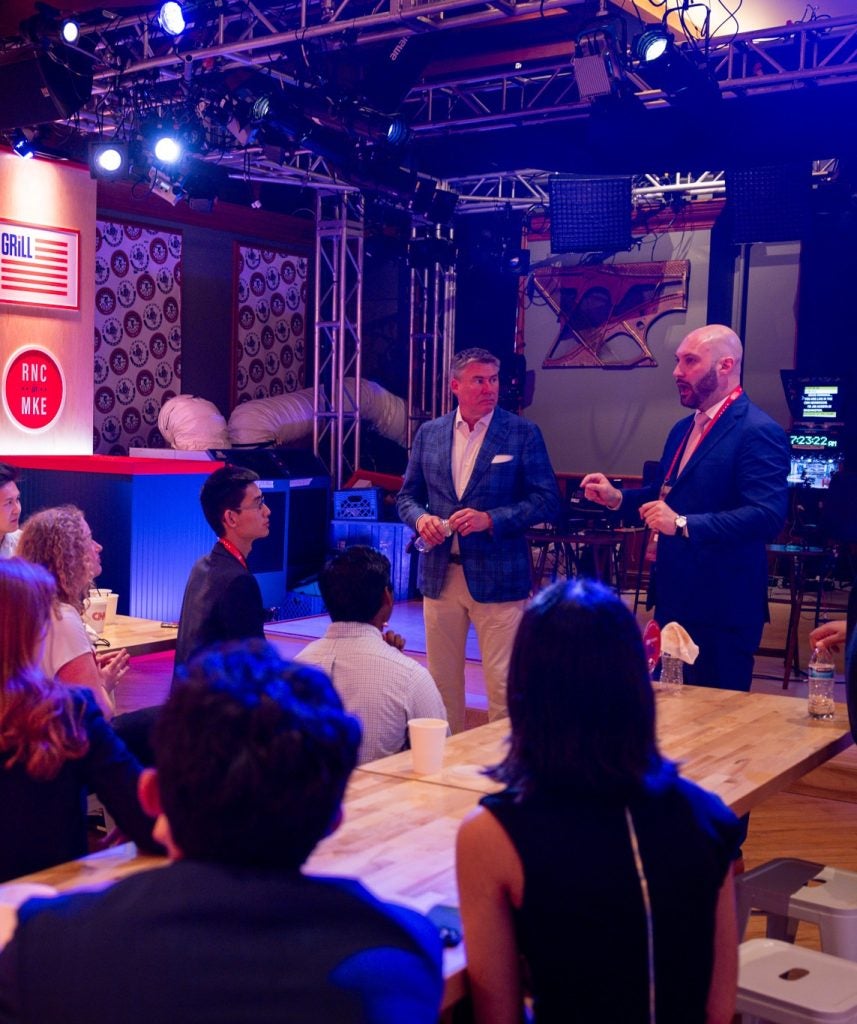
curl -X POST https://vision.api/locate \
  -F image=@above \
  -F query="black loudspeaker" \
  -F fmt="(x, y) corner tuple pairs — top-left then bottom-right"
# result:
(728, 164), (810, 244)
(0, 45), (93, 131)
(549, 175), (632, 254)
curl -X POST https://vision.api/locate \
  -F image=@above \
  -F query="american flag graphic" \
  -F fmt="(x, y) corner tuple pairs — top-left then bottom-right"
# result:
(0, 220), (80, 310)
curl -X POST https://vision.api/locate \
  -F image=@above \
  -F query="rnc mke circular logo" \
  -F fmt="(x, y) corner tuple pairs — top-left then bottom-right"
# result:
(2, 347), (66, 432)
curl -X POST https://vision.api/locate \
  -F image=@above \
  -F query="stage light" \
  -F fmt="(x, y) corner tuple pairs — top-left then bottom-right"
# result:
(153, 135), (181, 164)
(89, 139), (129, 179)
(632, 28), (719, 107)
(12, 130), (34, 159)
(384, 116), (408, 146)
(158, 2), (186, 36)
(635, 28), (670, 64)
(572, 27), (624, 101)
(60, 18), (81, 44)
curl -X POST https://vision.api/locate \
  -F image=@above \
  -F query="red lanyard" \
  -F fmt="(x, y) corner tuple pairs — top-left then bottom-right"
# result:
(663, 386), (742, 486)
(219, 537), (248, 570)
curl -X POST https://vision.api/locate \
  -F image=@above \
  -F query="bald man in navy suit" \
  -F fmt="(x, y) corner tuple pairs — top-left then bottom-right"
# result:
(583, 325), (789, 692)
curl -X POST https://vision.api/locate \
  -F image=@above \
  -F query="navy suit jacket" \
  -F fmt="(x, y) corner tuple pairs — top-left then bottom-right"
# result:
(622, 393), (789, 641)
(397, 407), (560, 602)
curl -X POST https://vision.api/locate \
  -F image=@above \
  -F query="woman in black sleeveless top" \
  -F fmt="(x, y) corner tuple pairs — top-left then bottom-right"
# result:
(456, 579), (741, 1024)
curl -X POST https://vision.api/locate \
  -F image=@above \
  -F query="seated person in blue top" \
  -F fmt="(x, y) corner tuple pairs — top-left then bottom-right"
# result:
(456, 579), (740, 1024)
(0, 639), (443, 1024)
(0, 558), (158, 883)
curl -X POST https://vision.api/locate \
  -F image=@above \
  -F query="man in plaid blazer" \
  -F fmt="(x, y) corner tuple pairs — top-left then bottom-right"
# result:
(398, 348), (560, 732)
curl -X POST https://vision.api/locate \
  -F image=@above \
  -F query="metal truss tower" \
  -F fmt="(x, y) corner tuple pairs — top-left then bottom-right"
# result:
(313, 189), (364, 487)
(406, 222), (457, 449)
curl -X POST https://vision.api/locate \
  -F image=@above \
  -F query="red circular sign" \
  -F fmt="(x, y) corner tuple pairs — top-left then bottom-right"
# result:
(3, 347), (66, 432)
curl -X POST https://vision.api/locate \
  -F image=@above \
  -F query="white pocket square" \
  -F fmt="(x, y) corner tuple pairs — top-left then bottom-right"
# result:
(491, 454), (514, 464)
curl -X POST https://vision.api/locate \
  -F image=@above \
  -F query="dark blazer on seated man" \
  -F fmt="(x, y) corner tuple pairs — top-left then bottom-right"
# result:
(0, 641), (443, 1024)
(172, 465), (270, 688)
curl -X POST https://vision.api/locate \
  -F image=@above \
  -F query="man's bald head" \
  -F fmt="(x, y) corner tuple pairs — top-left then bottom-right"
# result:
(674, 324), (743, 411)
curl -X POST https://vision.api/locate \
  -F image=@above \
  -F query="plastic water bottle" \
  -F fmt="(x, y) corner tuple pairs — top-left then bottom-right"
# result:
(658, 653), (684, 695)
(414, 519), (452, 553)
(807, 645), (835, 720)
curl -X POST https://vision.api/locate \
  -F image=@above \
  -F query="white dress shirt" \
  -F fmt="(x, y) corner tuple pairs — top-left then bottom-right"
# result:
(294, 622), (447, 764)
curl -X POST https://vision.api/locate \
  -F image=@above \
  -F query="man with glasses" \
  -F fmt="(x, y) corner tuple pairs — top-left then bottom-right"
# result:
(0, 462), (23, 558)
(172, 465), (271, 688)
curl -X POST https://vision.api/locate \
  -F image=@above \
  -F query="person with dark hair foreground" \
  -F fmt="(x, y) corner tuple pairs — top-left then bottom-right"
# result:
(295, 546), (446, 763)
(172, 465), (270, 687)
(0, 640), (443, 1024)
(0, 559), (158, 883)
(457, 580), (740, 1024)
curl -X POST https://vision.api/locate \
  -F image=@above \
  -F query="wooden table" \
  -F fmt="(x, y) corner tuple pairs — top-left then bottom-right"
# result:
(3, 687), (852, 1014)
(527, 527), (639, 593)
(360, 687), (854, 816)
(101, 614), (178, 657)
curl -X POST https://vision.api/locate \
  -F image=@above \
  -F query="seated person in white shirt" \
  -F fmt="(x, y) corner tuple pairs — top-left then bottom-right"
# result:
(295, 545), (447, 764)
(0, 463), (22, 559)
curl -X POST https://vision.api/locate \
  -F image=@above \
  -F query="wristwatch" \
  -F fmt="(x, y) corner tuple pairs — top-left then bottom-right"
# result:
(674, 514), (688, 538)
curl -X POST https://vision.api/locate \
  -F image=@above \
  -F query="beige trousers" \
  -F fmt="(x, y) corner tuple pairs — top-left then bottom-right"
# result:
(423, 564), (526, 733)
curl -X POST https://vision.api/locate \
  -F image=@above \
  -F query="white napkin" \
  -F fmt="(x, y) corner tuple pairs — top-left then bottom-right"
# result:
(660, 621), (700, 664)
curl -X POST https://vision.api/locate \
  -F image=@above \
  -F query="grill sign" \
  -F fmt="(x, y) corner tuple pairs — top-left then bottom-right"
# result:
(0, 220), (79, 309)
(2, 347), (66, 432)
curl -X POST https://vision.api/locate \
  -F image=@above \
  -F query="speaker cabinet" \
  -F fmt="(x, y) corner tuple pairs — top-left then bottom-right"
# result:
(0, 45), (93, 131)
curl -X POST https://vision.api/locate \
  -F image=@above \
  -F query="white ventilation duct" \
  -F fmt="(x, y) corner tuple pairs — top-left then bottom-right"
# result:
(158, 395), (229, 450)
(226, 379), (407, 448)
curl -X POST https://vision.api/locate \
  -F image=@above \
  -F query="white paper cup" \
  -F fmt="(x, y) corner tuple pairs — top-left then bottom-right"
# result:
(83, 595), (108, 635)
(105, 593), (119, 623)
(407, 717), (448, 775)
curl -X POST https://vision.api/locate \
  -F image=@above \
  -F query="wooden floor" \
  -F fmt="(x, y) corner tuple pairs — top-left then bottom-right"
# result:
(116, 581), (857, 956)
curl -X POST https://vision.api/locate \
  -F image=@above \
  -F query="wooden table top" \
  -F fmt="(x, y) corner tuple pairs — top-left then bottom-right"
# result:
(101, 614), (178, 656)
(360, 687), (854, 817)
(4, 686), (851, 1011)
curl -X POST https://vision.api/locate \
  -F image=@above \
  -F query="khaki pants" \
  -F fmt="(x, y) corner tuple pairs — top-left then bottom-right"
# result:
(423, 564), (525, 733)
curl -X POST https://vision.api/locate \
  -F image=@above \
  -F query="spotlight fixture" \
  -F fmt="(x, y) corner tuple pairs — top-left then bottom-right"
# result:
(157, 2), (186, 37)
(632, 27), (719, 107)
(635, 27), (670, 64)
(12, 130), (34, 159)
(60, 18), (81, 44)
(89, 139), (129, 179)
(153, 134), (182, 164)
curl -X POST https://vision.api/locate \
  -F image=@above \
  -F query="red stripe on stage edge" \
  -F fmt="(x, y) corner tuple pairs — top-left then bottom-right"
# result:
(35, 240), (69, 250)
(2, 258), (68, 271)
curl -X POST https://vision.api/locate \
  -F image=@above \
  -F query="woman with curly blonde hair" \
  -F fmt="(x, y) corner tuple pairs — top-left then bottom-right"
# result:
(18, 505), (128, 719)
(0, 558), (157, 882)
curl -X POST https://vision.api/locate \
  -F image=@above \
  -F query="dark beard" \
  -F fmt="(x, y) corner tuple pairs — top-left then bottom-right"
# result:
(680, 366), (719, 409)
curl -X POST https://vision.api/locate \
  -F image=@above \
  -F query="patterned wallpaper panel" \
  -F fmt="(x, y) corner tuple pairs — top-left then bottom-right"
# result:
(93, 220), (182, 454)
(234, 244), (307, 405)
